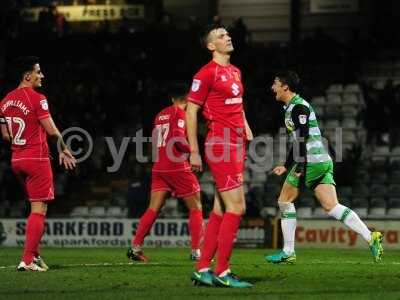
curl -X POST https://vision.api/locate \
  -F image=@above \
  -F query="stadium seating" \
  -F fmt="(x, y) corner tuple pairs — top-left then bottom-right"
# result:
(70, 206), (89, 217)
(313, 206), (328, 218)
(311, 96), (326, 105)
(369, 198), (386, 217)
(326, 94), (342, 105)
(162, 198), (181, 217)
(107, 206), (125, 217)
(90, 206), (106, 218)
(344, 83), (362, 94)
(297, 206), (313, 218)
(201, 182), (214, 198)
(387, 198), (400, 217)
(326, 84), (344, 94)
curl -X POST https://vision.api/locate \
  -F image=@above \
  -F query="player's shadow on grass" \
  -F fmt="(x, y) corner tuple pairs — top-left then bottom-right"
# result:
(241, 275), (268, 284)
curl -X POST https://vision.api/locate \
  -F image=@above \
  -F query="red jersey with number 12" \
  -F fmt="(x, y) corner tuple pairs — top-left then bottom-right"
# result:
(152, 105), (190, 172)
(0, 87), (51, 161)
(187, 60), (245, 144)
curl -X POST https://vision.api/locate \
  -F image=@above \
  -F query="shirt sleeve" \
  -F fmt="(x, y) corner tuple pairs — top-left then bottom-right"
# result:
(187, 68), (212, 106)
(284, 146), (294, 170)
(172, 109), (190, 153)
(33, 93), (51, 120)
(291, 104), (310, 174)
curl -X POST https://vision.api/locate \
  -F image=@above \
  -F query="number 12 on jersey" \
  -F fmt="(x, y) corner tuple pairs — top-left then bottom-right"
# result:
(5, 117), (26, 145)
(156, 123), (169, 148)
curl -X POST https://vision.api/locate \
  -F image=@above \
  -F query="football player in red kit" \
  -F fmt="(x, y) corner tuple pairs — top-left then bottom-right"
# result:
(187, 26), (253, 288)
(127, 83), (203, 262)
(0, 56), (76, 272)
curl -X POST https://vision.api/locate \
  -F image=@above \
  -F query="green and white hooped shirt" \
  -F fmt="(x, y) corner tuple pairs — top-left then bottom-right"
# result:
(284, 94), (331, 164)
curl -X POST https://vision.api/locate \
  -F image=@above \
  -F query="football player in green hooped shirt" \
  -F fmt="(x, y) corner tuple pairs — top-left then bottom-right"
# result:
(265, 71), (383, 264)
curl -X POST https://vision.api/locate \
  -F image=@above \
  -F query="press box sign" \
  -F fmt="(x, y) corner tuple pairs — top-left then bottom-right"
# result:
(21, 5), (145, 22)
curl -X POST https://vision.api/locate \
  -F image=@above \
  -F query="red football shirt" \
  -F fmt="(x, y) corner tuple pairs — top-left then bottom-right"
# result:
(152, 105), (190, 172)
(187, 60), (245, 144)
(0, 87), (51, 161)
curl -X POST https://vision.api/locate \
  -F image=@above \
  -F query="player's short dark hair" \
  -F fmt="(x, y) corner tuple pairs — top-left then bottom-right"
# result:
(275, 70), (300, 92)
(14, 56), (40, 81)
(201, 24), (226, 49)
(167, 82), (188, 101)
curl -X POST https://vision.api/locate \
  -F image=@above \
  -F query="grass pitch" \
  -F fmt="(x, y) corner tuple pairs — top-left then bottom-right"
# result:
(0, 247), (399, 300)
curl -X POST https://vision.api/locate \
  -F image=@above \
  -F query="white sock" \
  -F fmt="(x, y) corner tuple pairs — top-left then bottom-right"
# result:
(192, 249), (200, 256)
(328, 204), (372, 243)
(132, 245), (142, 252)
(278, 201), (297, 254)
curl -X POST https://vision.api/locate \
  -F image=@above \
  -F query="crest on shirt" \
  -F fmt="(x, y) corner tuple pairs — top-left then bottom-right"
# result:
(299, 115), (307, 125)
(233, 71), (240, 82)
(40, 99), (48, 111)
(191, 79), (201, 92)
(177, 119), (185, 128)
(221, 75), (227, 82)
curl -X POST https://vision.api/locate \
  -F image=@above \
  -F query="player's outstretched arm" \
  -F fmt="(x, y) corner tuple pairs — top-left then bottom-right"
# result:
(40, 117), (76, 170)
(186, 102), (202, 172)
(273, 143), (293, 176)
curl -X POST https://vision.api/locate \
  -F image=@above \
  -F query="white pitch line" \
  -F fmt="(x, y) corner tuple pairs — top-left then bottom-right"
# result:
(314, 261), (400, 265)
(0, 261), (179, 270)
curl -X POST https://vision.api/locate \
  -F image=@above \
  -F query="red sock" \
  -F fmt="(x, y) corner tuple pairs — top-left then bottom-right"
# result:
(197, 212), (223, 270)
(214, 212), (242, 275)
(132, 209), (157, 247)
(23, 213), (45, 265)
(188, 209), (203, 250)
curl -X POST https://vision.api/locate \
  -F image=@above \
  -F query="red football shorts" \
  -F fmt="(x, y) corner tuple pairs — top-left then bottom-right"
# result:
(12, 159), (54, 202)
(151, 170), (200, 198)
(205, 143), (245, 192)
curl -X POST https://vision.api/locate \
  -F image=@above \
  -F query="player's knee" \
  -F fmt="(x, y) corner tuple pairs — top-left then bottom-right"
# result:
(240, 206), (246, 216)
(189, 201), (202, 211)
(228, 203), (246, 215)
(278, 194), (297, 203)
(321, 200), (337, 212)
(195, 202), (202, 210)
(278, 192), (297, 203)
(148, 202), (163, 212)
(31, 202), (47, 215)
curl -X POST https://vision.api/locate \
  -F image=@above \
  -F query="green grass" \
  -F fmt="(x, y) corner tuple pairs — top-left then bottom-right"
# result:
(0, 247), (400, 299)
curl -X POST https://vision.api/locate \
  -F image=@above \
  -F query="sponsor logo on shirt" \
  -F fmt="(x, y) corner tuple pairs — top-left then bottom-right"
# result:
(221, 75), (227, 82)
(225, 97), (243, 105)
(191, 79), (201, 92)
(177, 119), (185, 128)
(299, 115), (307, 125)
(40, 99), (49, 110)
(231, 83), (240, 96)
(159, 115), (170, 121)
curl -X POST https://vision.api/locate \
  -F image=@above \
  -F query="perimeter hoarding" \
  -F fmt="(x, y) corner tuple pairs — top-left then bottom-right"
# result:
(0, 218), (266, 248)
(295, 219), (399, 249)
